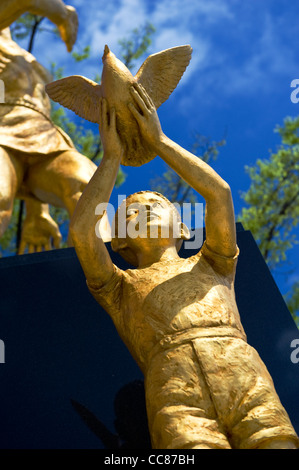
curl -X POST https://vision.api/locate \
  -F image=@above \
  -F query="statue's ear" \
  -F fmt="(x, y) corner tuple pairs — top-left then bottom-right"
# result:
(175, 223), (190, 253)
(45, 75), (103, 124)
(180, 223), (190, 241)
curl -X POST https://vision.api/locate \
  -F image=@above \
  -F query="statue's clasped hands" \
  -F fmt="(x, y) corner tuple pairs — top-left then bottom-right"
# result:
(98, 84), (164, 163)
(128, 83), (164, 151)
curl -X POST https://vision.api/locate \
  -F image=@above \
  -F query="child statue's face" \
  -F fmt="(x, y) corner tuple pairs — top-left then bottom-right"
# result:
(125, 193), (178, 239)
(111, 192), (189, 265)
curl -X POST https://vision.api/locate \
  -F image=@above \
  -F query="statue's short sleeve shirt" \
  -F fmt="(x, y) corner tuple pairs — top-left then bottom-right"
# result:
(87, 242), (246, 372)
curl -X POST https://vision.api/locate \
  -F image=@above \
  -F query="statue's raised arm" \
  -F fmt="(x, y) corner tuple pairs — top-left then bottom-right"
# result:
(128, 82), (237, 258)
(70, 98), (123, 288)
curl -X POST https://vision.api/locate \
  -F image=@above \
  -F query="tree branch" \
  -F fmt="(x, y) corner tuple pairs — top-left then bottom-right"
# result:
(27, 16), (44, 53)
(263, 191), (299, 261)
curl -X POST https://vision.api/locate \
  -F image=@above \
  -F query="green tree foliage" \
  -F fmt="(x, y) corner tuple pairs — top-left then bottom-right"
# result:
(10, 13), (46, 52)
(0, 201), (20, 256)
(118, 23), (156, 69)
(239, 116), (299, 325)
(285, 281), (299, 321)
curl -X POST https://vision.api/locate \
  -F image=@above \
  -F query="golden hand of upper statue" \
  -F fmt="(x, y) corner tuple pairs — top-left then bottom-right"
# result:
(18, 208), (62, 255)
(57, 4), (78, 52)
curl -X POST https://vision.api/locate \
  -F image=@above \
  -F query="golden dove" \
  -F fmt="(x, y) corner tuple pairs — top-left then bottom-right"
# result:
(45, 44), (192, 166)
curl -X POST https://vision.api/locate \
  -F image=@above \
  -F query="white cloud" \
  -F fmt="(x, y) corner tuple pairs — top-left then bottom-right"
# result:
(218, 12), (298, 97)
(79, 0), (148, 57)
(151, 0), (233, 27)
(65, 0), (230, 83)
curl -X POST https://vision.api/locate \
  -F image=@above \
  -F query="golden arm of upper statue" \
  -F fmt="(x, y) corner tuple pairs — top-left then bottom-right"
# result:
(0, 0), (78, 52)
(129, 83), (237, 258)
(69, 98), (123, 287)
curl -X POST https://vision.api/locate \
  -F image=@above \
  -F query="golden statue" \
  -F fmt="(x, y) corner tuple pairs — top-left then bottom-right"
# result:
(0, 0), (110, 253)
(50, 49), (299, 448)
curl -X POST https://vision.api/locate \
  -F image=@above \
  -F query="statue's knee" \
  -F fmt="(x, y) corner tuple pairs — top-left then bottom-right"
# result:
(62, 190), (82, 217)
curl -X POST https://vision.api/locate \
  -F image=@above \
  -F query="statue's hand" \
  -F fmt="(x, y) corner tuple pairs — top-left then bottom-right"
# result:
(99, 98), (123, 159)
(19, 211), (62, 255)
(128, 83), (164, 149)
(57, 5), (78, 52)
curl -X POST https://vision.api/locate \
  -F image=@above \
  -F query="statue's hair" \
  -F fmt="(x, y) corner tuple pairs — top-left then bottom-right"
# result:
(126, 190), (174, 205)
(111, 190), (183, 266)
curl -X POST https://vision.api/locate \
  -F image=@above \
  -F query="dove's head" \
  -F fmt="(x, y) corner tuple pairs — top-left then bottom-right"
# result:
(101, 43), (134, 91)
(111, 191), (190, 267)
(102, 44), (111, 62)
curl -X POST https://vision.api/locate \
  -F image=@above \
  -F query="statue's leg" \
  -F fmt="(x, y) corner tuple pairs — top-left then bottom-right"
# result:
(25, 150), (96, 216)
(191, 337), (299, 449)
(255, 438), (298, 449)
(0, 146), (24, 238)
(24, 150), (111, 241)
(146, 343), (232, 449)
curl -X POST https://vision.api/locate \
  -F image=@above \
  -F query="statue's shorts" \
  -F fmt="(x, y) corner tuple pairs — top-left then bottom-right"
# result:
(145, 336), (299, 449)
(0, 100), (74, 157)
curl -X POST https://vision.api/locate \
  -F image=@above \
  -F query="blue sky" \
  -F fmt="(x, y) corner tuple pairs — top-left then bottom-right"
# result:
(15, 0), (299, 300)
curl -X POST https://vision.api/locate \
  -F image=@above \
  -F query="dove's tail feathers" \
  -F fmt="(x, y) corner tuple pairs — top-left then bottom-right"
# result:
(135, 45), (192, 109)
(45, 75), (103, 124)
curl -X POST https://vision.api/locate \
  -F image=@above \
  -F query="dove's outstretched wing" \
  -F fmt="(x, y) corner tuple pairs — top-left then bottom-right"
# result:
(45, 76), (102, 123)
(135, 45), (192, 109)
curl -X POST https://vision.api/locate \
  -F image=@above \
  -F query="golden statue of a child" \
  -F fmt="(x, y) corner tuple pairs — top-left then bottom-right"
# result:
(69, 83), (299, 449)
